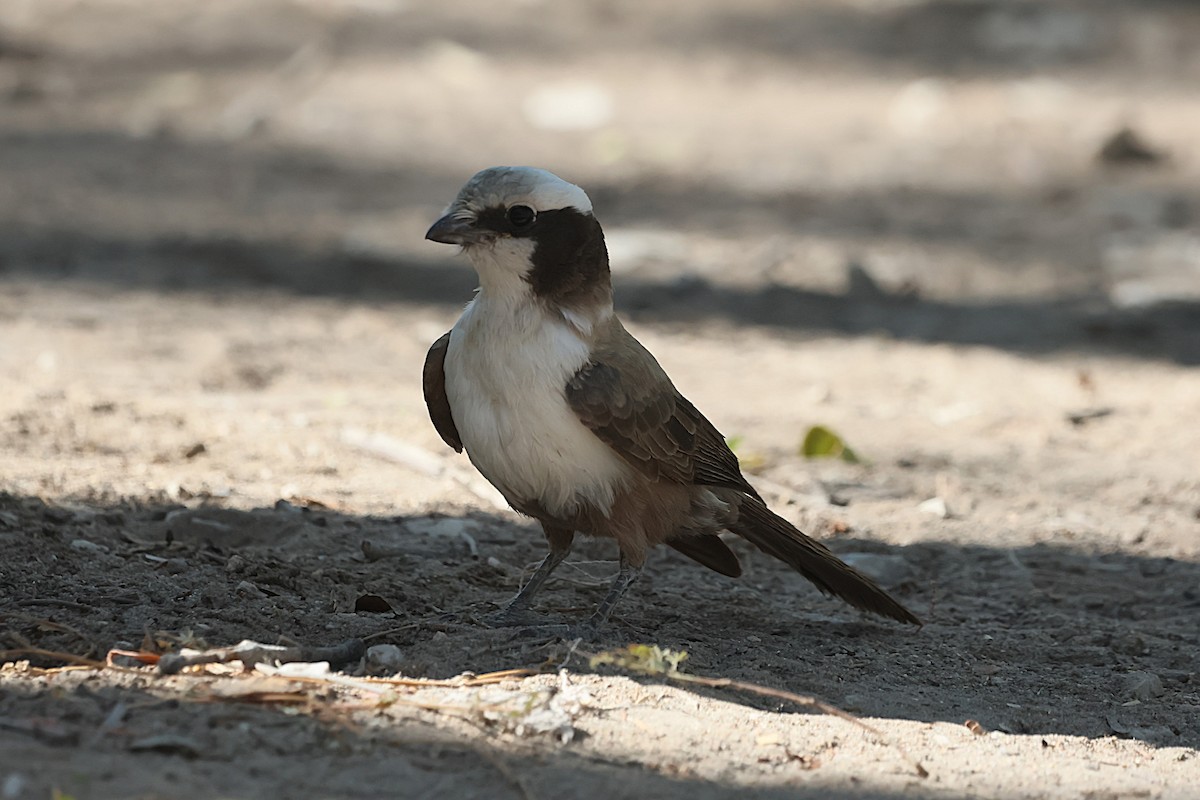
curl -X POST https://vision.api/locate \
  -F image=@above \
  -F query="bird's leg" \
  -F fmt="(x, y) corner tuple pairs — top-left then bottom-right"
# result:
(485, 525), (574, 626)
(581, 550), (643, 631)
(501, 549), (643, 641)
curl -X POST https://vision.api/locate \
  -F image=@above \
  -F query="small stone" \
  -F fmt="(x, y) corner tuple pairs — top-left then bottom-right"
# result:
(44, 507), (72, 523)
(1123, 672), (1165, 702)
(225, 554), (247, 573)
(365, 644), (404, 675)
(3, 773), (28, 799)
(918, 497), (951, 518)
(1113, 632), (1149, 656)
(70, 538), (109, 554)
(235, 580), (266, 599)
(164, 557), (189, 574)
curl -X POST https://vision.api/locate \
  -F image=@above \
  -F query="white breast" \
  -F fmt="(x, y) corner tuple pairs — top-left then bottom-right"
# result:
(444, 291), (630, 519)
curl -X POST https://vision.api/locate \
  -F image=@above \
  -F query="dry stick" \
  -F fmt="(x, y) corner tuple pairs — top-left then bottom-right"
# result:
(2, 612), (97, 650)
(283, 667), (538, 694)
(0, 648), (116, 669)
(590, 646), (929, 779)
(356, 667), (537, 688)
(157, 638), (367, 675)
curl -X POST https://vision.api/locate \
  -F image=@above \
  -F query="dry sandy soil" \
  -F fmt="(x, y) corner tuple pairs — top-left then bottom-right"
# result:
(1, 1), (1199, 798)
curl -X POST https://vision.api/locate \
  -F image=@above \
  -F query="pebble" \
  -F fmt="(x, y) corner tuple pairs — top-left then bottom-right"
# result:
(1113, 632), (1149, 656)
(2, 773), (27, 799)
(1123, 672), (1165, 702)
(235, 580), (266, 599)
(918, 497), (952, 518)
(365, 644), (404, 675)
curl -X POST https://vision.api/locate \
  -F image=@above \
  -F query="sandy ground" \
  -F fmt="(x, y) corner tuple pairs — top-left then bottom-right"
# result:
(1, 1), (1199, 798)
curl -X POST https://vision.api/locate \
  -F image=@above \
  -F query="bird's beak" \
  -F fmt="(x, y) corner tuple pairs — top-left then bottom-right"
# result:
(425, 213), (481, 246)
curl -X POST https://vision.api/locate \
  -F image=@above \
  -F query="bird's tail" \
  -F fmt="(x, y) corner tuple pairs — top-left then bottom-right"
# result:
(730, 496), (921, 625)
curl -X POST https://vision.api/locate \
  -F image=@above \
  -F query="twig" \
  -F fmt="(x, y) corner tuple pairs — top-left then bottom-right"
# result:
(1066, 407), (1115, 426)
(1, 612), (97, 651)
(0, 648), (113, 669)
(289, 667), (538, 692)
(590, 644), (929, 778)
(157, 638), (366, 675)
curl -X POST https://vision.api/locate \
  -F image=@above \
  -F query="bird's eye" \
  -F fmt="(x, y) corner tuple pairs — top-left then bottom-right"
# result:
(507, 205), (536, 228)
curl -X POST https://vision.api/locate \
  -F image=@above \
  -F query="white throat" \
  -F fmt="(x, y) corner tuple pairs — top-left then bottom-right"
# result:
(465, 239), (538, 303)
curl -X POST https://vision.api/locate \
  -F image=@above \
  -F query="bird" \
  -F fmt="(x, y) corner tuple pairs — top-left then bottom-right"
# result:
(423, 166), (920, 632)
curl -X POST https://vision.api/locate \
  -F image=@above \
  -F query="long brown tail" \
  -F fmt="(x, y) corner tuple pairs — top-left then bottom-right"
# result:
(730, 497), (921, 625)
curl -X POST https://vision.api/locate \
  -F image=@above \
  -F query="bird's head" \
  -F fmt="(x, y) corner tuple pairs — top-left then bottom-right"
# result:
(426, 167), (611, 312)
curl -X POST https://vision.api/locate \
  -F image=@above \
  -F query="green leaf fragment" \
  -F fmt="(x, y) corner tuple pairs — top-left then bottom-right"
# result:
(801, 425), (862, 463)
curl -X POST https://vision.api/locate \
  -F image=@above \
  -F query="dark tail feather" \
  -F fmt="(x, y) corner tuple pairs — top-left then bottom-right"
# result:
(668, 534), (743, 577)
(730, 497), (921, 625)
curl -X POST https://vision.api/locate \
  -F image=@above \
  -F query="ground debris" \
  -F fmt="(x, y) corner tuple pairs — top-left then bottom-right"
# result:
(590, 644), (929, 778)
(128, 734), (203, 758)
(157, 638), (366, 675)
(1097, 126), (1167, 166)
(1122, 672), (1165, 702)
(468, 672), (594, 744)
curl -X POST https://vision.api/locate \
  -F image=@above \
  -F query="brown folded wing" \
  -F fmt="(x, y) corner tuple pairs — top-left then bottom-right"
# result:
(423, 332), (462, 453)
(564, 326), (759, 501)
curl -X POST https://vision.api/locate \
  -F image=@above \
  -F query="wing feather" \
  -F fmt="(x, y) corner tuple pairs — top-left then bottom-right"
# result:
(423, 332), (462, 453)
(565, 328), (759, 500)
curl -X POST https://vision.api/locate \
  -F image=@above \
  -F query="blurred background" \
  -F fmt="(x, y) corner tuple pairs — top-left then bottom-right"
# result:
(2, 0), (1199, 510)
(1, 0), (1198, 361)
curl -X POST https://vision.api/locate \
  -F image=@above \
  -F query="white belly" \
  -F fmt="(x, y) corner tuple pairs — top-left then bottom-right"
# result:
(444, 296), (630, 518)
